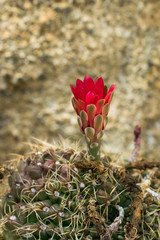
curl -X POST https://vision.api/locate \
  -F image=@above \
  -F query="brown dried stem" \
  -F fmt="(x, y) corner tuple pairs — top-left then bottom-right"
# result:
(103, 205), (124, 240)
(124, 193), (143, 240)
(129, 125), (141, 162)
(126, 159), (160, 170)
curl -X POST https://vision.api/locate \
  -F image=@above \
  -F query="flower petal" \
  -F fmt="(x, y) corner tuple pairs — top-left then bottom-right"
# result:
(78, 99), (86, 110)
(70, 85), (77, 99)
(94, 77), (104, 99)
(105, 92), (113, 104)
(84, 75), (95, 93)
(104, 85), (115, 103)
(96, 99), (105, 114)
(103, 85), (108, 98)
(108, 84), (115, 94)
(76, 79), (85, 100)
(85, 91), (96, 105)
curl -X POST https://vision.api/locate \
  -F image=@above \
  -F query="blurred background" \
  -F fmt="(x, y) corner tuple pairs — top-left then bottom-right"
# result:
(0, 0), (160, 164)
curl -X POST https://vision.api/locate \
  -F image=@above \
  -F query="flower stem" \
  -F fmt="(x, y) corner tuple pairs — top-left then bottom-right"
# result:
(87, 141), (101, 161)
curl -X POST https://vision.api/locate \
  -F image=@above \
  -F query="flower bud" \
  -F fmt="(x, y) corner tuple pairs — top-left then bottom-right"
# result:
(70, 76), (115, 142)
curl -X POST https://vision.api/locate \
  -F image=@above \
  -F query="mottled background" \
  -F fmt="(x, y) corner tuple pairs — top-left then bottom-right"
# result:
(0, 0), (160, 164)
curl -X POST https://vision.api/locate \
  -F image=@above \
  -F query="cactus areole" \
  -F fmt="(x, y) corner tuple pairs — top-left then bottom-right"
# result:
(71, 76), (115, 160)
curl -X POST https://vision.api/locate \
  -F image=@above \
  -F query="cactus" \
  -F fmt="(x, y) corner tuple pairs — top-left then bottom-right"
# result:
(0, 146), (159, 240)
(0, 76), (159, 239)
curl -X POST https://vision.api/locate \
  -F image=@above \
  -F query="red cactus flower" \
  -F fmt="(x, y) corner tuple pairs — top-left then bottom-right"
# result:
(71, 75), (115, 142)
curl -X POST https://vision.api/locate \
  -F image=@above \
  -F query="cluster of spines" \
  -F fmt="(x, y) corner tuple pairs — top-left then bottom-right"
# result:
(1, 148), (160, 240)
(1, 149), (117, 239)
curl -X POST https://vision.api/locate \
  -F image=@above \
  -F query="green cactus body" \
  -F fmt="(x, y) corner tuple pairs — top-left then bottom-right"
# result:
(1, 148), (159, 240)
